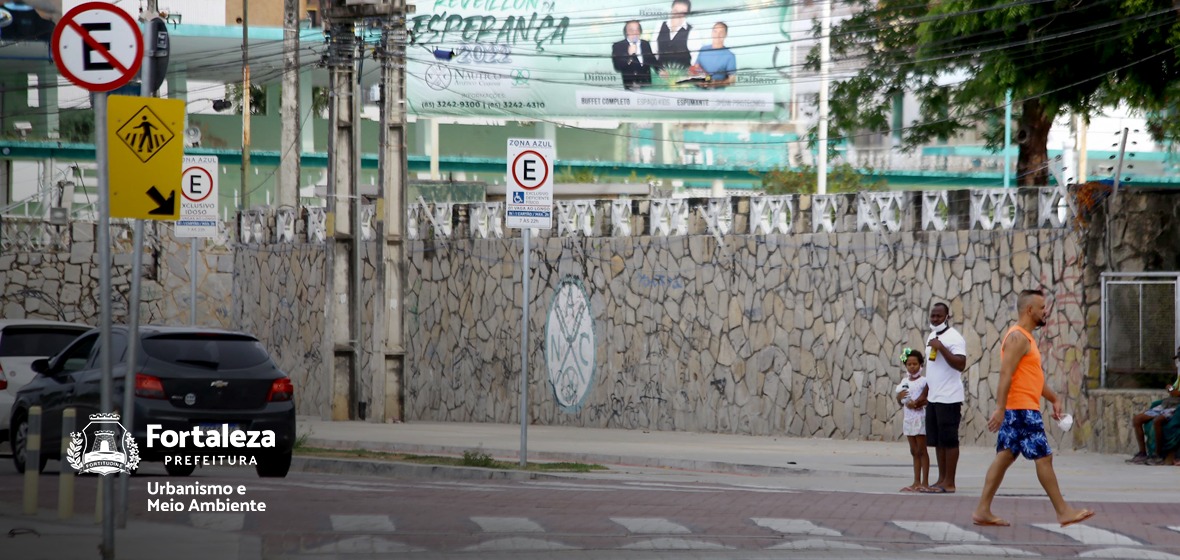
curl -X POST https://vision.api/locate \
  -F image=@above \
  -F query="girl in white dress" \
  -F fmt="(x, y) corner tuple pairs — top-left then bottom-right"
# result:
(895, 348), (930, 492)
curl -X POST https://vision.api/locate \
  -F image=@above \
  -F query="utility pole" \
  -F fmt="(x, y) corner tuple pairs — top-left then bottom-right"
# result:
(375, 11), (407, 421)
(817, 0), (830, 194)
(323, 2), (359, 421)
(320, 0), (405, 422)
(241, 0), (251, 211)
(280, 0), (300, 209)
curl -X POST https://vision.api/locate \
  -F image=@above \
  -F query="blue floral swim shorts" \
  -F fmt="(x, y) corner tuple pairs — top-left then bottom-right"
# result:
(996, 409), (1053, 460)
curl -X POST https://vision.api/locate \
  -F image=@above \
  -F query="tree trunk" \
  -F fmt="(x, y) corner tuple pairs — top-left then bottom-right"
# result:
(1016, 98), (1053, 187)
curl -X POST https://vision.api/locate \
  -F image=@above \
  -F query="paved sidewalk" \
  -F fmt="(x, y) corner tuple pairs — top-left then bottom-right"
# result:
(296, 417), (1173, 504)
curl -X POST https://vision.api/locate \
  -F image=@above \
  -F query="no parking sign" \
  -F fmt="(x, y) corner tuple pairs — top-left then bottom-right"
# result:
(506, 138), (554, 229)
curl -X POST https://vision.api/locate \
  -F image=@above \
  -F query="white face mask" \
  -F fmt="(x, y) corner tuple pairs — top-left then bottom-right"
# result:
(929, 322), (942, 331)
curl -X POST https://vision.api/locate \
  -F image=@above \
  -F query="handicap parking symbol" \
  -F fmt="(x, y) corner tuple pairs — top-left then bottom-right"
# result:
(512, 192), (525, 204)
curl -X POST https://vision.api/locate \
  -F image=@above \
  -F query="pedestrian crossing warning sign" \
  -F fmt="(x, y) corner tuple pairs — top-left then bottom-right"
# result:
(107, 95), (183, 220)
(115, 106), (174, 163)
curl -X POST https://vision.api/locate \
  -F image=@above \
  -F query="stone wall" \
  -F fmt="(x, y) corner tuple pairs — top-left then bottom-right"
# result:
(406, 229), (1093, 448)
(234, 243), (331, 418)
(403, 188), (1180, 454)
(0, 220), (234, 327)
(6, 187), (1180, 454)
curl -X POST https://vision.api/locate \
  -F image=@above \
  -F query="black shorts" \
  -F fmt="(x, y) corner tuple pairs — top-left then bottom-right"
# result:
(926, 402), (962, 448)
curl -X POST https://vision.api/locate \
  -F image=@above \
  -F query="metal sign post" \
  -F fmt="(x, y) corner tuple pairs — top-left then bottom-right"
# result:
(505, 138), (554, 468)
(52, 5), (144, 559)
(176, 155), (220, 325)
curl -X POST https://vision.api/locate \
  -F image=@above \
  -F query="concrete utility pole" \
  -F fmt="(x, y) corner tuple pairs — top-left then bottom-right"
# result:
(241, 0), (251, 211)
(324, 13), (358, 419)
(319, 0), (405, 421)
(374, 14), (407, 421)
(279, 0), (301, 209)
(817, 0), (830, 194)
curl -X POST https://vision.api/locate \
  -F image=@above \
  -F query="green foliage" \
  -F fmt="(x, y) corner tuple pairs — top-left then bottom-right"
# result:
(226, 83), (267, 115)
(555, 166), (598, 183)
(815, 1), (1180, 186)
(461, 449), (497, 468)
(760, 162), (887, 195)
(59, 112), (93, 143)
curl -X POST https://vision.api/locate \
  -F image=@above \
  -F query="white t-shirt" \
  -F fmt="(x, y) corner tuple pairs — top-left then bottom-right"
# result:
(894, 375), (929, 423)
(925, 326), (967, 403)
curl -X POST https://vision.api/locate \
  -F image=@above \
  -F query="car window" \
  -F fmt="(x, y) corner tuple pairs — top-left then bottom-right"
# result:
(56, 333), (99, 374)
(142, 334), (271, 370)
(0, 326), (88, 357)
(90, 333), (128, 367)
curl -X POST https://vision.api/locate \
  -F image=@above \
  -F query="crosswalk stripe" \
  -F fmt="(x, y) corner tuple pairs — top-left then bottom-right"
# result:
(471, 516), (545, 533)
(610, 517), (692, 534)
(891, 521), (990, 542)
(329, 514), (395, 532)
(305, 536), (422, 554)
(1168, 527), (1180, 534)
(1079, 548), (1180, 560)
(621, 538), (733, 550)
(921, 544), (1039, 556)
(189, 512), (244, 531)
(461, 537), (575, 551)
(1032, 523), (1140, 546)
(766, 539), (882, 551)
(752, 518), (841, 537)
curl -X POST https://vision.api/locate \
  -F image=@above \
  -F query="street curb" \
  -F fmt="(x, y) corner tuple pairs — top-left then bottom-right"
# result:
(300, 437), (816, 477)
(291, 456), (573, 481)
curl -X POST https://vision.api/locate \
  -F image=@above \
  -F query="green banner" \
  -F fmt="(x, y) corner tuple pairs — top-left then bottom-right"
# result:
(407, 0), (795, 121)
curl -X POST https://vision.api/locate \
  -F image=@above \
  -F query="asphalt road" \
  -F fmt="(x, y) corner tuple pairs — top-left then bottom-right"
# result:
(2, 451), (1179, 560)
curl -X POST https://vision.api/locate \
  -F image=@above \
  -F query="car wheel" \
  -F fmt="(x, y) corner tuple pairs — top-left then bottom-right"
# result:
(255, 449), (292, 478)
(164, 462), (197, 477)
(11, 414), (48, 474)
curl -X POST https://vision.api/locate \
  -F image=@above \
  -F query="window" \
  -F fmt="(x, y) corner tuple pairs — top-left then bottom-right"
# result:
(55, 334), (99, 374)
(142, 334), (271, 370)
(0, 326), (88, 357)
(1102, 273), (1178, 388)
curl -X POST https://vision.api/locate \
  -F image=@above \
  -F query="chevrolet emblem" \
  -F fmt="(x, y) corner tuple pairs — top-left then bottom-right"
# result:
(210, 380), (229, 388)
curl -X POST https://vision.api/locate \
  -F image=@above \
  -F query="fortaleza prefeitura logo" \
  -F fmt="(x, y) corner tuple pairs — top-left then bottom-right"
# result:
(68, 413), (274, 512)
(67, 413), (141, 475)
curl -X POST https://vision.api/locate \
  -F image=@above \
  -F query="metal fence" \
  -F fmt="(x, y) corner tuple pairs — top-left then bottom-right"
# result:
(1102, 273), (1179, 388)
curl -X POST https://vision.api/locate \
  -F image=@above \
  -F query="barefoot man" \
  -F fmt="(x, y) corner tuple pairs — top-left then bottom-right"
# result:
(973, 289), (1095, 528)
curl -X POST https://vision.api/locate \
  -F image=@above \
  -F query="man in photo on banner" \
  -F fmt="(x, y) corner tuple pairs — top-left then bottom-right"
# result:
(653, 0), (703, 76)
(695, 22), (736, 88)
(612, 20), (656, 90)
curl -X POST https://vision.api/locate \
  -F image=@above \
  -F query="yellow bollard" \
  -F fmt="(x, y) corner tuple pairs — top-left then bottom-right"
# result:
(59, 408), (76, 520)
(22, 405), (41, 516)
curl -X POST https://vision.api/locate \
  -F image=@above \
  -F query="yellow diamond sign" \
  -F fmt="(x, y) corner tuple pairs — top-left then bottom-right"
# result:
(107, 95), (183, 220)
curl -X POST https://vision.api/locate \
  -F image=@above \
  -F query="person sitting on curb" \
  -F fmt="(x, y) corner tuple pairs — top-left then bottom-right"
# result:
(1128, 353), (1180, 465)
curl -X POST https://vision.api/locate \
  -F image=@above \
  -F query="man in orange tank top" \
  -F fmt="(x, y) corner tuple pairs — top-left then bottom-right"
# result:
(972, 289), (1095, 528)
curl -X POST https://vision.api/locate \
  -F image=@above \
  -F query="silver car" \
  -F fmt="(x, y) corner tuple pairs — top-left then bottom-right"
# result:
(0, 320), (91, 446)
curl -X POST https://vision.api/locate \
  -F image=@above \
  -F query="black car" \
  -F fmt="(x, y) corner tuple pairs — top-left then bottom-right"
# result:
(10, 326), (296, 478)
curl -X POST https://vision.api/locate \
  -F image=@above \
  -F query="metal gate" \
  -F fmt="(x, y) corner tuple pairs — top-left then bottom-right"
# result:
(1101, 272), (1180, 388)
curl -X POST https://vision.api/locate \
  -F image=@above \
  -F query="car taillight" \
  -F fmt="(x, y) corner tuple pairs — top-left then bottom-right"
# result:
(0, 364), (7, 390)
(135, 374), (166, 399)
(267, 377), (293, 402)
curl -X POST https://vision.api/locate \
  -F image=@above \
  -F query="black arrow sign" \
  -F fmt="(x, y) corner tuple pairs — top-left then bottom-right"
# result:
(146, 186), (176, 215)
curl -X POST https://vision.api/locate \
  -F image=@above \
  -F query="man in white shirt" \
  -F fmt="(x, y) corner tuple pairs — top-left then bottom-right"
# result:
(921, 302), (968, 494)
(652, 0), (704, 75)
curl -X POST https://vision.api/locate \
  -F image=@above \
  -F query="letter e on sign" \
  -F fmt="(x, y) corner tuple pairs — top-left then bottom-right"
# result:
(182, 166), (213, 203)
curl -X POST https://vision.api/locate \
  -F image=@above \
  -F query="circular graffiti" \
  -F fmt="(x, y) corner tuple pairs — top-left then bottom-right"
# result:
(545, 277), (595, 412)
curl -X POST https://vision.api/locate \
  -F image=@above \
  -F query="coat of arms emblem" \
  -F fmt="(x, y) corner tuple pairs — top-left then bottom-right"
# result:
(67, 413), (141, 475)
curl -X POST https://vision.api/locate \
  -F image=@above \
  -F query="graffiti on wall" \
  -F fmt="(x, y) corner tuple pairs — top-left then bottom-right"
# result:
(545, 276), (596, 411)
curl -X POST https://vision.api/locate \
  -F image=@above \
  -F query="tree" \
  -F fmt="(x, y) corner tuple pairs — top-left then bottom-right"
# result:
(226, 84), (267, 115)
(812, 1), (1180, 186)
(761, 162), (887, 194)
